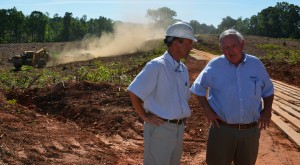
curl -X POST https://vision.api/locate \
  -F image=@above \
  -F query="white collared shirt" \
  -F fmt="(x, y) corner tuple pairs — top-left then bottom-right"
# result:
(127, 51), (191, 119)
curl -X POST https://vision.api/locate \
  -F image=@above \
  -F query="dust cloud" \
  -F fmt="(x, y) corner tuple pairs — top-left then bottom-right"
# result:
(50, 23), (165, 65)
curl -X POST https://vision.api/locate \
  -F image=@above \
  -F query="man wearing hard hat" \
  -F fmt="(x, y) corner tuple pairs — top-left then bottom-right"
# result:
(128, 22), (197, 165)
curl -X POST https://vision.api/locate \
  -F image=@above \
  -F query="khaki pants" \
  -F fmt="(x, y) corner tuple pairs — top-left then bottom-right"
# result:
(206, 125), (260, 165)
(143, 122), (185, 165)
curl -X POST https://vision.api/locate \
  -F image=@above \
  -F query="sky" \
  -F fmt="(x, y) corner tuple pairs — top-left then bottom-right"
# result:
(1, 0), (300, 27)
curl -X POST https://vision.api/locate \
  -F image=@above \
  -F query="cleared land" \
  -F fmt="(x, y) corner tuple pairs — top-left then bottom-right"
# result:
(0, 38), (299, 164)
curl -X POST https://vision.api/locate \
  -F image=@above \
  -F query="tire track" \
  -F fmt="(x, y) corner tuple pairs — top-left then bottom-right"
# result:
(191, 49), (300, 148)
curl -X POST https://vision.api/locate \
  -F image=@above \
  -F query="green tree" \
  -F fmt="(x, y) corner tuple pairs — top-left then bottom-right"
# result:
(26, 11), (48, 42)
(257, 7), (274, 37)
(245, 2), (300, 38)
(49, 14), (64, 41)
(256, 6), (284, 37)
(217, 16), (236, 33)
(249, 15), (259, 35)
(62, 12), (72, 41)
(189, 20), (216, 34)
(234, 17), (250, 34)
(78, 15), (88, 37)
(277, 2), (300, 38)
(0, 9), (8, 43)
(84, 16), (113, 37)
(240, 18), (251, 35)
(5, 8), (25, 43)
(146, 7), (177, 28)
(69, 16), (85, 40)
(86, 18), (97, 36)
(190, 20), (201, 34)
(98, 16), (113, 36)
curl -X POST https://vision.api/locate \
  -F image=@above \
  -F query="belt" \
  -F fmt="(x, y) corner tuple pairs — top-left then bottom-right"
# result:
(147, 112), (185, 125)
(162, 118), (185, 125)
(217, 119), (258, 130)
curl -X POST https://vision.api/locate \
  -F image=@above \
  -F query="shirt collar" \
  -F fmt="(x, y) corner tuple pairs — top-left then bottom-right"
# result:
(241, 52), (247, 63)
(164, 51), (183, 72)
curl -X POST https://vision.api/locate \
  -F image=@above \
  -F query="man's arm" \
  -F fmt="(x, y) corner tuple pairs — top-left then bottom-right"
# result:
(197, 96), (221, 127)
(259, 94), (274, 129)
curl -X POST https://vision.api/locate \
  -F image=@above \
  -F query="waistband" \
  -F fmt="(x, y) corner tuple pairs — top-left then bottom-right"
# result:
(217, 119), (258, 130)
(147, 111), (185, 125)
(162, 118), (185, 125)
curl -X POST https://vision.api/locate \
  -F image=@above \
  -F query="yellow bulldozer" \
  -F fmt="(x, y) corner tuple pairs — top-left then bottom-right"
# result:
(8, 48), (50, 70)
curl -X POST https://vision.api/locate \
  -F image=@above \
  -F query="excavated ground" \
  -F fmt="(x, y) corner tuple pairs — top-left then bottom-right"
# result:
(0, 41), (299, 164)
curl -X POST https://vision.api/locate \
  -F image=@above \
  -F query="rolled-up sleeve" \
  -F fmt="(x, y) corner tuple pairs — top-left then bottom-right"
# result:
(127, 61), (158, 101)
(190, 68), (209, 96)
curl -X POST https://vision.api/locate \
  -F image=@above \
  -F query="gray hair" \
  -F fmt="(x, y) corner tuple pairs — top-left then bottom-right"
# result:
(219, 29), (244, 43)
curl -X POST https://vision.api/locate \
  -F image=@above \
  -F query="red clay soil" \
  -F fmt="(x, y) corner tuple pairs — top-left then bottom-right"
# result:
(0, 43), (299, 164)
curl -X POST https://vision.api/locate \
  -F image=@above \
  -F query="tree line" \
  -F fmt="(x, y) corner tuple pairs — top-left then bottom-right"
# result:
(0, 8), (113, 43)
(0, 2), (299, 44)
(190, 2), (300, 39)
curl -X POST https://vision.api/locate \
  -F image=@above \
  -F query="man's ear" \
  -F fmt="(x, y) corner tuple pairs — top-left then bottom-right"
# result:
(241, 40), (245, 49)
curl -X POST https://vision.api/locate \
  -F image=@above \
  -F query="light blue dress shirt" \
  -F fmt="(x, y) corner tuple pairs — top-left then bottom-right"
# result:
(127, 51), (191, 120)
(190, 54), (274, 124)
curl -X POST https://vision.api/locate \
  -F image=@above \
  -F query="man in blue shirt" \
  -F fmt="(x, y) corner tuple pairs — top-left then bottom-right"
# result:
(127, 22), (197, 165)
(190, 29), (274, 165)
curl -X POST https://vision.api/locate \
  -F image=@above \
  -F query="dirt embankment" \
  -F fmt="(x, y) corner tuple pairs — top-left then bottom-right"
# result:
(0, 42), (299, 164)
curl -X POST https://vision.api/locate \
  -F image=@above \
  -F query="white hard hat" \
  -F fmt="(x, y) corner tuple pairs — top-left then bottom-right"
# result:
(165, 22), (197, 42)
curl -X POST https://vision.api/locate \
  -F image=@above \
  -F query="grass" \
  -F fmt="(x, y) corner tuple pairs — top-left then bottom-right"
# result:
(256, 43), (300, 64)
(256, 43), (281, 50)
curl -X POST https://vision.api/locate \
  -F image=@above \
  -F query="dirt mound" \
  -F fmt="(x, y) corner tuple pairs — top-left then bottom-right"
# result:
(0, 57), (210, 164)
(0, 42), (299, 164)
(263, 60), (300, 86)
(7, 81), (135, 134)
(1, 82), (132, 164)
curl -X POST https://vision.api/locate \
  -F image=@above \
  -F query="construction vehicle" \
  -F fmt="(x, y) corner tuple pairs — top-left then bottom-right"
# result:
(8, 48), (50, 70)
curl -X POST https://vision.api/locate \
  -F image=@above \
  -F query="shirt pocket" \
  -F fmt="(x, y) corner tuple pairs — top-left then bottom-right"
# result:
(247, 77), (262, 100)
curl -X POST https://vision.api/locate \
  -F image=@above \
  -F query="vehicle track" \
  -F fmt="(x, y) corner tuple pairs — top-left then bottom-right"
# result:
(191, 49), (300, 148)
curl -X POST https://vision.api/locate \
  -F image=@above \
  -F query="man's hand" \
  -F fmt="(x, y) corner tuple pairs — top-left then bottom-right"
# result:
(142, 113), (165, 126)
(260, 94), (274, 130)
(204, 108), (221, 128)
(198, 96), (221, 128)
(128, 91), (165, 126)
(259, 108), (272, 129)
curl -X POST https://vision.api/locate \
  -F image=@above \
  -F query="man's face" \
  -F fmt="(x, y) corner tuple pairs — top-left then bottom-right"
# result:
(177, 38), (193, 59)
(220, 35), (244, 65)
